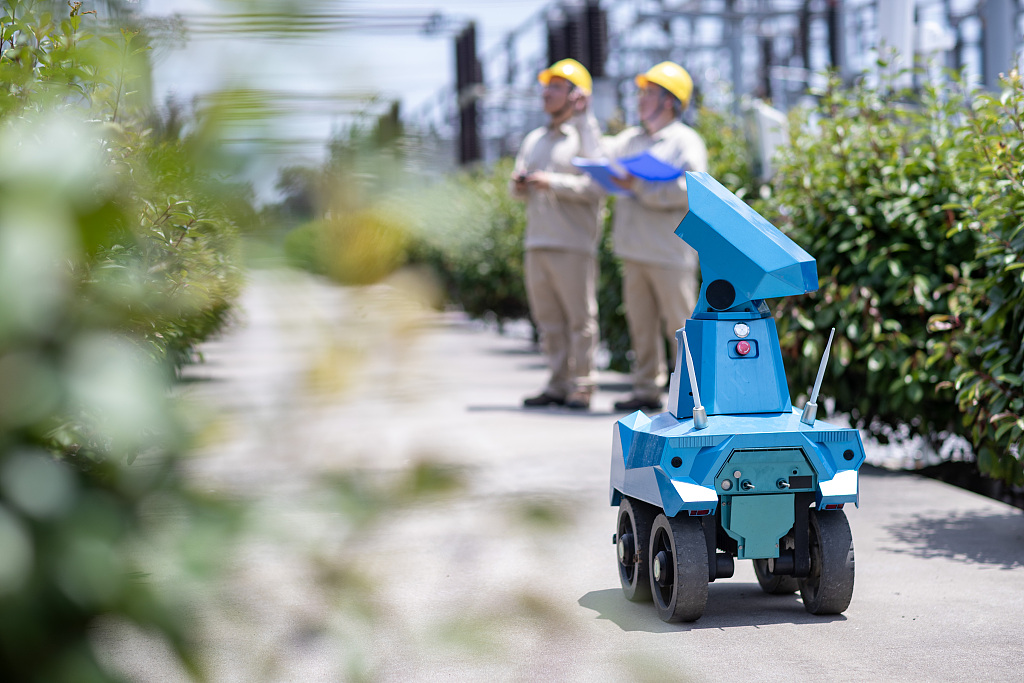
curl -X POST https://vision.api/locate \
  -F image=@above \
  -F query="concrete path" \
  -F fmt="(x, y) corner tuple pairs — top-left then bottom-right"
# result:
(117, 270), (1024, 682)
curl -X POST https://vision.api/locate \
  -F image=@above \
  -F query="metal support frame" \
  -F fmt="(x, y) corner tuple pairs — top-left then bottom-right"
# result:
(405, 0), (1024, 167)
(769, 491), (812, 578)
(702, 512), (735, 582)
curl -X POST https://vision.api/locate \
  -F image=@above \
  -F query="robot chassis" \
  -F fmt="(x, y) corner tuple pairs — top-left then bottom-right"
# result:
(610, 172), (865, 623)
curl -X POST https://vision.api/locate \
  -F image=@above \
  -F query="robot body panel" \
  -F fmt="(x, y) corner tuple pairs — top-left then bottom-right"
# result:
(669, 317), (791, 418)
(611, 408), (864, 524)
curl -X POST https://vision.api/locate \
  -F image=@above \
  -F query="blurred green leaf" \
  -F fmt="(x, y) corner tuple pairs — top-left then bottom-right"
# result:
(0, 2), (245, 680)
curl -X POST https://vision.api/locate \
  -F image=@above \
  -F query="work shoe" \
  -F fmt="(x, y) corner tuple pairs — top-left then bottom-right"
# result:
(565, 388), (592, 410)
(523, 391), (566, 407)
(613, 395), (663, 412)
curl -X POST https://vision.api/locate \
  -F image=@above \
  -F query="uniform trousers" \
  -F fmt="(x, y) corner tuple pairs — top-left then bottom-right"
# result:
(524, 248), (598, 398)
(622, 258), (698, 401)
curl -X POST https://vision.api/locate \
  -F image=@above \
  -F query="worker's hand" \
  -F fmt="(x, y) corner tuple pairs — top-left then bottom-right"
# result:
(569, 89), (590, 114)
(525, 171), (552, 190)
(610, 173), (637, 192)
(512, 169), (529, 190)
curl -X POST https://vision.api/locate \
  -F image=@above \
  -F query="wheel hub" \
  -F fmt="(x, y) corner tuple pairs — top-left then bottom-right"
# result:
(617, 532), (635, 565)
(653, 550), (671, 586)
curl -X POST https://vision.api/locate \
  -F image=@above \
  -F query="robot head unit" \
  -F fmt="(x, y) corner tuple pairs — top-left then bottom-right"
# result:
(668, 173), (820, 418)
(677, 172), (818, 319)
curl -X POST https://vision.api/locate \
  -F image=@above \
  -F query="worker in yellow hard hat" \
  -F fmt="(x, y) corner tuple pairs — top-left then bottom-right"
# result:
(634, 60), (694, 113)
(603, 61), (709, 413)
(538, 57), (594, 96)
(509, 58), (604, 410)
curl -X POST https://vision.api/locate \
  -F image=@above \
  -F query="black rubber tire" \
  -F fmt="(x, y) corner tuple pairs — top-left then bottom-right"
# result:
(616, 498), (656, 602)
(799, 509), (855, 615)
(753, 558), (800, 594)
(649, 513), (708, 622)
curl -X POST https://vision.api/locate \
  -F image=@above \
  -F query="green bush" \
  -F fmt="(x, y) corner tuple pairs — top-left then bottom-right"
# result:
(761, 71), (976, 448)
(276, 126), (419, 287)
(0, 3), (244, 679)
(284, 207), (411, 285)
(695, 105), (759, 199)
(84, 136), (243, 372)
(759, 67), (1024, 484)
(409, 157), (531, 326)
(282, 219), (321, 272)
(596, 196), (629, 372)
(943, 71), (1024, 485)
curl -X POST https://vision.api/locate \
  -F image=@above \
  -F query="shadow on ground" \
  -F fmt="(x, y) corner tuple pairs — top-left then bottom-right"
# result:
(578, 585), (845, 632)
(881, 510), (1024, 569)
(467, 405), (625, 419)
(596, 381), (633, 393)
(859, 467), (1024, 568)
(484, 345), (538, 357)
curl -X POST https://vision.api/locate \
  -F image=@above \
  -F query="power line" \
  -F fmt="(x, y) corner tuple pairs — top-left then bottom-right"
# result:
(177, 10), (466, 38)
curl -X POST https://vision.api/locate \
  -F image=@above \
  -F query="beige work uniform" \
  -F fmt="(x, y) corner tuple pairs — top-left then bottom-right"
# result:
(603, 121), (708, 401)
(510, 117), (604, 399)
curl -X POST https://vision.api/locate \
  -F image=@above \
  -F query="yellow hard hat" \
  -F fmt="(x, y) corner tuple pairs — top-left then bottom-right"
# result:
(635, 61), (694, 108)
(538, 58), (593, 95)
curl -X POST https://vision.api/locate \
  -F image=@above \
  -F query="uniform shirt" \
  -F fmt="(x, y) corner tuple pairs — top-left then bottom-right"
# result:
(600, 120), (708, 268)
(509, 117), (604, 255)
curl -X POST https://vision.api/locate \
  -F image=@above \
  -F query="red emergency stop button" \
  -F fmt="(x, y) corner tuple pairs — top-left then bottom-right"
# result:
(736, 340), (752, 356)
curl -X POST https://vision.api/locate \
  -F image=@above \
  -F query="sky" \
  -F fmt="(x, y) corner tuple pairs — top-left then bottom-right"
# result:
(141, 1), (553, 155)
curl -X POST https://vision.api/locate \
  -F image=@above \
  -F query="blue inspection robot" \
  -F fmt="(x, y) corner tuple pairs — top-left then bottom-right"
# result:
(611, 172), (865, 622)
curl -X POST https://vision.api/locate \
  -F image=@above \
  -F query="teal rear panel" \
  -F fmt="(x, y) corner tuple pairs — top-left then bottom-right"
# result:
(721, 494), (794, 559)
(716, 448), (815, 559)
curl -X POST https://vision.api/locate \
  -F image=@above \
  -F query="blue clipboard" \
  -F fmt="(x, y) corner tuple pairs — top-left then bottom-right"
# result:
(619, 151), (684, 181)
(573, 152), (684, 192)
(571, 157), (629, 194)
